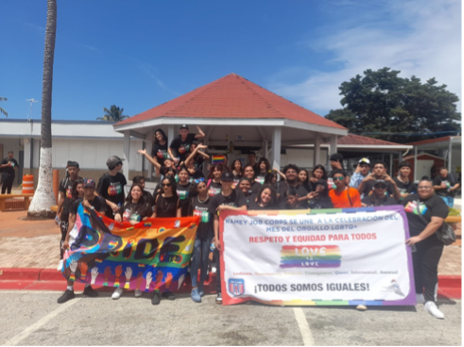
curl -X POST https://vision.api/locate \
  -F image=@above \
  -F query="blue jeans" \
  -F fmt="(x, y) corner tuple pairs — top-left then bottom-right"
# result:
(440, 196), (454, 208)
(190, 233), (214, 288)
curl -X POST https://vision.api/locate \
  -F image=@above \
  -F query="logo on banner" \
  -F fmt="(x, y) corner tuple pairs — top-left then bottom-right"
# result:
(280, 245), (341, 268)
(228, 278), (245, 296)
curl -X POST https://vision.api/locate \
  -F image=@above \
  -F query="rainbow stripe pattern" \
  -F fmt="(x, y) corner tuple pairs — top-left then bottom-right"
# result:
(212, 155), (226, 164)
(280, 245), (341, 268)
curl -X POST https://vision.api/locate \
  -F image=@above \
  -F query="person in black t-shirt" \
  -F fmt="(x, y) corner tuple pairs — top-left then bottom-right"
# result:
(433, 167), (460, 208)
(206, 164), (223, 197)
(247, 184), (278, 210)
(176, 166), (192, 217)
(57, 161), (83, 271)
(278, 164), (310, 207)
(297, 168), (311, 194)
(246, 151), (260, 176)
(241, 164), (261, 195)
(133, 175), (154, 207)
(57, 178), (106, 304)
(183, 142), (209, 171)
(357, 161), (401, 201)
(184, 144), (207, 182)
(114, 184), (152, 225)
(138, 128), (171, 176)
(394, 161), (416, 200)
(279, 187), (304, 210)
(403, 177), (450, 319)
(230, 159), (243, 184)
(361, 180), (398, 207)
(168, 124), (205, 164)
(255, 158), (271, 185)
(238, 177), (252, 197)
(0, 151), (19, 194)
(96, 155), (127, 219)
(187, 179), (214, 303)
(309, 164), (328, 191)
(210, 171), (247, 304)
(307, 180), (333, 209)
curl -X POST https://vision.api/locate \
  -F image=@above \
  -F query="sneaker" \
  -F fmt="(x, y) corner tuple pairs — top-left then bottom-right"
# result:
(162, 291), (175, 300)
(191, 288), (201, 303)
(111, 287), (123, 300)
(216, 292), (222, 304)
(152, 291), (161, 305)
(416, 293), (425, 304)
(424, 301), (444, 319)
(57, 259), (63, 271)
(198, 284), (204, 297)
(57, 289), (75, 304)
(356, 304), (367, 311)
(134, 289), (143, 297)
(83, 286), (98, 297)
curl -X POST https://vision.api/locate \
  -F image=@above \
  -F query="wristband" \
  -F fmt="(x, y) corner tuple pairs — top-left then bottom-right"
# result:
(114, 280), (120, 288)
(69, 273), (76, 282)
(124, 282), (130, 290)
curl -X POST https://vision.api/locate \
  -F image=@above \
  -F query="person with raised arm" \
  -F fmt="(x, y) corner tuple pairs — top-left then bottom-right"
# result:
(168, 125), (205, 165)
(357, 161), (401, 201)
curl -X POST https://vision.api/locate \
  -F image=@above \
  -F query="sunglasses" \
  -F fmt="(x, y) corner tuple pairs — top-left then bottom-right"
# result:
(333, 177), (344, 181)
(194, 178), (205, 184)
(162, 183), (172, 187)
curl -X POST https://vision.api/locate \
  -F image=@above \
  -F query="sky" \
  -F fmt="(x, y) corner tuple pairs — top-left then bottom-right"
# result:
(0, 0), (461, 121)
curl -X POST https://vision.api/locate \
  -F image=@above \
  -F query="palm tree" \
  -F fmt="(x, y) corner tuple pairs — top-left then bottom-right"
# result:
(0, 97), (8, 117)
(97, 105), (129, 121)
(28, 0), (57, 218)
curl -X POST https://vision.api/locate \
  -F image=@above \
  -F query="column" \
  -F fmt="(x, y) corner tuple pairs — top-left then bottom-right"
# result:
(167, 125), (175, 145)
(123, 131), (130, 179)
(313, 133), (321, 169)
(147, 129), (154, 181)
(413, 146), (418, 182)
(329, 135), (338, 155)
(271, 127), (282, 169)
(389, 153), (393, 176)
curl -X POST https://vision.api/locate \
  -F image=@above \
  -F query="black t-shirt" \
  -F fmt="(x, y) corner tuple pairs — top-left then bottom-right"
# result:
(209, 190), (247, 217)
(155, 194), (179, 218)
(96, 172), (127, 217)
(118, 201), (152, 223)
(142, 190), (154, 206)
(177, 182), (191, 217)
(151, 142), (169, 167)
(277, 181), (309, 208)
(403, 194), (449, 243)
(362, 194), (398, 207)
(362, 180), (396, 198)
(433, 174), (457, 197)
(59, 176), (83, 221)
(207, 180), (222, 197)
(394, 177), (416, 197)
(0, 158), (19, 176)
(247, 198), (278, 210)
(194, 155), (205, 170)
(255, 174), (266, 185)
(308, 196), (334, 209)
(188, 168), (204, 182)
(169, 133), (196, 162)
(279, 201), (304, 210)
(188, 196), (213, 240)
(70, 196), (107, 215)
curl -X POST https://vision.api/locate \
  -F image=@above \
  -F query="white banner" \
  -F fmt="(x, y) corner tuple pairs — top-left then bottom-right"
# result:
(220, 207), (416, 306)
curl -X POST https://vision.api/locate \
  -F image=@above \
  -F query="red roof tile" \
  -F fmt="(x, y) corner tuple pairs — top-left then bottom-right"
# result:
(407, 136), (461, 146)
(336, 134), (405, 146)
(116, 73), (346, 130)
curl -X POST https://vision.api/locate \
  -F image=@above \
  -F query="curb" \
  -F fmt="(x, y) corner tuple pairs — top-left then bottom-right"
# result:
(0, 268), (461, 299)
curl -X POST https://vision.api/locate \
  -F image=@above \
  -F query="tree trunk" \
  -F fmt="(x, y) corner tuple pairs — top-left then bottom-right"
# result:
(28, 0), (57, 218)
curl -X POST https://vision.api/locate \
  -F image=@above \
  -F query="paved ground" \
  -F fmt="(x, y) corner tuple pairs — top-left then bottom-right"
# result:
(0, 291), (461, 346)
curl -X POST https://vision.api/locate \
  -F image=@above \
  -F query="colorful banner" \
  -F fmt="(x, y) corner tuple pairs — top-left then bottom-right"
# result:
(211, 155), (226, 165)
(220, 206), (416, 306)
(62, 204), (199, 292)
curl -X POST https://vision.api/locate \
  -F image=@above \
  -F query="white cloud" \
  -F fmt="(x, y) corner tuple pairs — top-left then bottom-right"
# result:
(268, 0), (461, 115)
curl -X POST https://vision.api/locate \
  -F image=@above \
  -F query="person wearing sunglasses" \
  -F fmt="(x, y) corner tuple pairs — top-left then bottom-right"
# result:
(187, 179), (213, 303)
(151, 176), (180, 305)
(361, 180), (398, 207)
(403, 177), (450, 319)
(328, 170), (362, 208)
(176, 166), (192, 217)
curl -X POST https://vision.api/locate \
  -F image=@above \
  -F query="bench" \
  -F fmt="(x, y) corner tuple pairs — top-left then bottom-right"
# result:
(0, 194), (34, 212)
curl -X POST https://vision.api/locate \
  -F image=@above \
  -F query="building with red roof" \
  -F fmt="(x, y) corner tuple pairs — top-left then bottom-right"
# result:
(114, 73), (348, 178)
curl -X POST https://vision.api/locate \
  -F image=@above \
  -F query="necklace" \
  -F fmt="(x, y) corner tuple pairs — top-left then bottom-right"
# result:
(397, 176), (409, 184)
(197, 195), (209, 204)
(161, 194), (173, 213)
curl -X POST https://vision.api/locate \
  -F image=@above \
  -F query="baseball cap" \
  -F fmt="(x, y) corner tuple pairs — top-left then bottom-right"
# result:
(398, 161), (411, 169)
(221, 171), (234, 182)
(358, 158), (370, 166)
(330, 153), (344, 162)
(83, 178), (95, 188)
(67, 161), (79, 168)
(106, 155), (124, 168)
(373, 179), (387, 188)
(180, 124), (189, 130)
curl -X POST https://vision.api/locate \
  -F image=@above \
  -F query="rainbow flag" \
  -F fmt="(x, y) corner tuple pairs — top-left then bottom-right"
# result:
(212, 155), (226, 164)
(62, 204), (199, 292)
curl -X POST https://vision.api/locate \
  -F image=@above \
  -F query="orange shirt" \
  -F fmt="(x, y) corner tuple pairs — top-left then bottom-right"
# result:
(329, 187), (362, 208)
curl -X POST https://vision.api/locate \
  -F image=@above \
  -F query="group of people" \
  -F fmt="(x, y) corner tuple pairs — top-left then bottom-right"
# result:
(54, 125), (459, 319)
